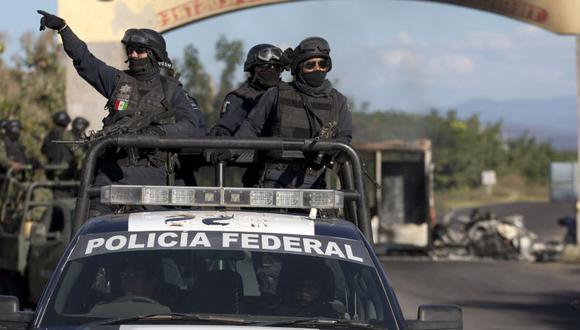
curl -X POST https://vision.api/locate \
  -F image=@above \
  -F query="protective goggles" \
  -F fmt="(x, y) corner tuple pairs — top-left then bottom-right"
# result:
(302, 58), (331, 70)
(257, 47), (283, 62)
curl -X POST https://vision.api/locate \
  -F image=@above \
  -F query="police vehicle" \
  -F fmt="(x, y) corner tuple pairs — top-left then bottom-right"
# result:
(0, 137), (462, 329)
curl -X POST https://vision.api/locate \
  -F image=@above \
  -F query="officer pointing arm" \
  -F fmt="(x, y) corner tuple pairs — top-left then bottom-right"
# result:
(37, 10), (205, 138)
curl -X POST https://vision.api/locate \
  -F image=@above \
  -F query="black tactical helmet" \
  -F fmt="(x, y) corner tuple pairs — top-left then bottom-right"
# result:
(122, 28), (172, 70)
(244, 44), (283, 72)
(52, 111), (71, 127)
(290, 37), (332, 74)
(5, 120), (21, 135)
(72, 117), (90, 131)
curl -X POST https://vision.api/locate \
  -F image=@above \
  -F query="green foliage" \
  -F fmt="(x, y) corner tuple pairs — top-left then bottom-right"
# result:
(352, 107), (571, 191)
(0, 32), (65, 160)
(179, 36), (244, 126)
(178, 45), (213, 117)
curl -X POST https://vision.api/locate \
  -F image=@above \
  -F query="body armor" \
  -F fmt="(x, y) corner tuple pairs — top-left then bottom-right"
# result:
(104, 72), (177, 127)
(42, 128), (74, 164)
(3, 137), (26, 164)
(229, 81), (266, 114)
(269, 83), (338, 139)
(103, 72), (178, 173)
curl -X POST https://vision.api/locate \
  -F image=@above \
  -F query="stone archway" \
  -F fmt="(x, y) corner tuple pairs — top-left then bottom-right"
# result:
(58, 0), (580, 129)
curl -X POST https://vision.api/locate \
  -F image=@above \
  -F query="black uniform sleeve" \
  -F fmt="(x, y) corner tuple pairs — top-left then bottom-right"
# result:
(334, 92), (353, 144)
(59, 26), (120, 98)
(160, 89), (207, 138)
(234, 88), (278, 138)
(212, 94), (247, 135)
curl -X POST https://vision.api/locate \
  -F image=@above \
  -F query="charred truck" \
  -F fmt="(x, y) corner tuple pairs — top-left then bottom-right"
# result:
(355, 139), (435, 252)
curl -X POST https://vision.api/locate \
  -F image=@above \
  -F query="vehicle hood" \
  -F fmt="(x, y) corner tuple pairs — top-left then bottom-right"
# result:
(39, 326), (314, 330)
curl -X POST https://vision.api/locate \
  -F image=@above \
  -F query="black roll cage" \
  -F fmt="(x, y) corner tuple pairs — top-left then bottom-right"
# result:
(73, 136), (371, 240)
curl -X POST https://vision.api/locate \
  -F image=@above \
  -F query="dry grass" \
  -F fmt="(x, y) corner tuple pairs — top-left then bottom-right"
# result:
(436, 174), (548, 212)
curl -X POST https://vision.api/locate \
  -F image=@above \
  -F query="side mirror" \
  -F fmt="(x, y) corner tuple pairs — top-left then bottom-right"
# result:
(0, 295), (34, 330)
(406, 304), (463, 330)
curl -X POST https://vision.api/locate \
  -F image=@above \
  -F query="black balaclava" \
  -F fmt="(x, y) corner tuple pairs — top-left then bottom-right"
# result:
(252, 67), (281, 89)
(299, 70), (327, 88)
(127, 49), (158, 80)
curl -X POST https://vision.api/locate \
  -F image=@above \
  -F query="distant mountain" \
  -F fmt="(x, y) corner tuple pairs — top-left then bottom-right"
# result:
(453, 96), (577, 150)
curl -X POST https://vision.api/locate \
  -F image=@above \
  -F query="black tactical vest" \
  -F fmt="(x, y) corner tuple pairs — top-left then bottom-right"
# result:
(269, 83), (338, 139)
(3, 136), (26, 164)
(226, 81), (266, 116)
(104, 72), (177, 127)
(42, 129), (74, 164)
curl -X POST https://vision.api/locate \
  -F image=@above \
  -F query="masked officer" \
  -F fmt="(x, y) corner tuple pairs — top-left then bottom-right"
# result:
(37, 11), (206, 197)
(71, 117), (90, 141)
(209, 44), (283, 137)
(0, 120), (29, 173)
(42, 111), (76, 177)
(231, 37), (352, 189)
(209, 44), (283, 187)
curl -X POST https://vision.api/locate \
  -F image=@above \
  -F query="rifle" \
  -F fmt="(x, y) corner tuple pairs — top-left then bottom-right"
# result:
(53, 110), (174, 147)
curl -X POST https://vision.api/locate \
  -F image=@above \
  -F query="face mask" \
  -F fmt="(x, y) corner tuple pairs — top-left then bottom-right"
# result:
(301, 71), (327, 87)
(254, 68), (280, 88)
(128, 57), (151, 74)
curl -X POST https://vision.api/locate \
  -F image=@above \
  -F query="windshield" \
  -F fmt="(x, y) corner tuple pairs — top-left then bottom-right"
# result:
(39, 231), (396, 328)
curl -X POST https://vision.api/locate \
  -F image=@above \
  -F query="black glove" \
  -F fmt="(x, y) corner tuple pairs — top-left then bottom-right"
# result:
(208, 126), (232, 137)
(37, 10), (66, 31)
(208, 150), (233, 165)
(138, 126), (166, 136)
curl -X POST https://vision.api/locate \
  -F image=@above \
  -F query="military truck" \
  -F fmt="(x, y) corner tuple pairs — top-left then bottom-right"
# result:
(0, 165), (78, 305)
(355, 139), (435, 252)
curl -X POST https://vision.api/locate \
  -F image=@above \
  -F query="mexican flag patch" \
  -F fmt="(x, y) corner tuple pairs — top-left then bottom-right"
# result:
(114, 99), (129, 111)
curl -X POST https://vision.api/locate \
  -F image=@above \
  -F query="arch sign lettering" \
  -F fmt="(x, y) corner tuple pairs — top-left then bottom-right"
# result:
(57, 0), (579, 130)
(59, 0), (580, 39)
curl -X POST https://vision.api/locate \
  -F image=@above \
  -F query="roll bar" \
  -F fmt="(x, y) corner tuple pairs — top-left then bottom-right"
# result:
(73, 136), (371, 240)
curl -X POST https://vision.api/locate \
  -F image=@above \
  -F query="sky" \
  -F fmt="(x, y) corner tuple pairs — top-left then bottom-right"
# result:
(2, 0), (577, 113)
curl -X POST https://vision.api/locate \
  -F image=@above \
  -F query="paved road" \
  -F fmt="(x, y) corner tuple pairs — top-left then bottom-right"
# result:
(384, 202), (579, 330)
(383, 259), (580, 330)
(383, 203), (580, 330)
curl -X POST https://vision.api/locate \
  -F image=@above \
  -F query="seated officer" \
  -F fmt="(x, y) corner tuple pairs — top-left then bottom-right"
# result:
(226, 37), (352, 189)
(0, 120), (30, 174)
(275, 260), (339, 318)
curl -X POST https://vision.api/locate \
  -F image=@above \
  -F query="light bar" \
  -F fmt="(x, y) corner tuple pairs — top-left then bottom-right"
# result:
(100, 186), (344, 209)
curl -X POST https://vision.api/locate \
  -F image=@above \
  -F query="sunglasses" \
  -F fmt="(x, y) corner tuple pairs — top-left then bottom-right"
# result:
(254, 63), (283, 72)
(302, 59), (330, 71)
(126, 45), (148, 55)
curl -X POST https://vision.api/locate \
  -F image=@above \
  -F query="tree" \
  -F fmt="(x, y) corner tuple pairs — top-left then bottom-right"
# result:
(179, 36), (244, 127)
(0, 31), (65, 160)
